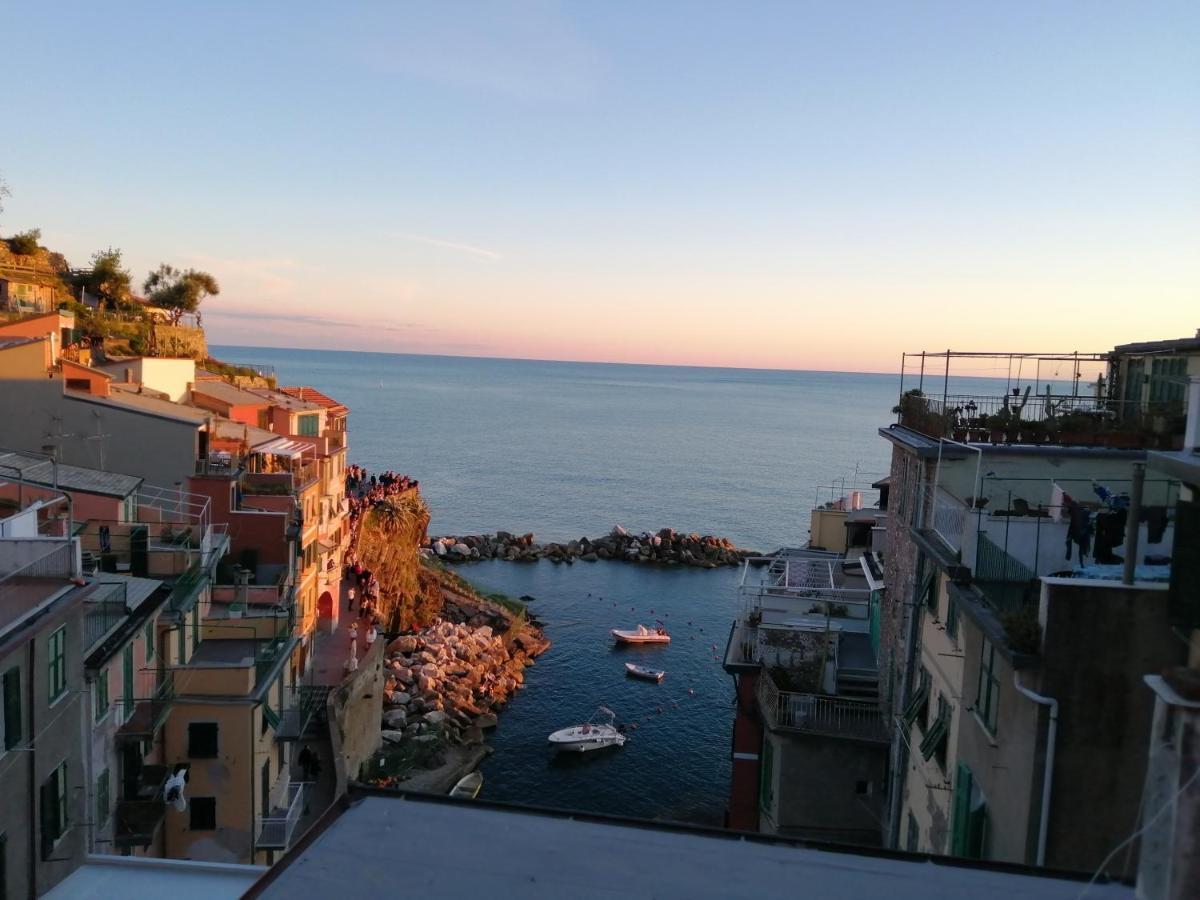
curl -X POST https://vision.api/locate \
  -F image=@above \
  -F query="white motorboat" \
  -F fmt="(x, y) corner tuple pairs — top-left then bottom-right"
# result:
(547, 707), (626, 753)
(449, 771), (482, 799)
(625, 662), (665, 682)
(611, 624), (670, 645)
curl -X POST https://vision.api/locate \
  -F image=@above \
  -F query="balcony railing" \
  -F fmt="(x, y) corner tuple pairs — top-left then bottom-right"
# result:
(757, 670), (888, 743)
(896, 390), (1186, 449)
(113, 762), (171, 848)
(83, 581), (128, 650)
(255, 635), (291, 685)
(165, 563), (207, 616)
(115, 669), (176, 742)
(922, 485), (969, 555)
(275, 685), (330, 742)
(0, 540), (77, 604)
(258, 781), (305, 849)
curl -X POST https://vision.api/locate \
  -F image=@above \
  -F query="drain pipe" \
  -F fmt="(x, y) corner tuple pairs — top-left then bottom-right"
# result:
(1121, 462), (1145, 585)
(1013, 672), (1058, 866)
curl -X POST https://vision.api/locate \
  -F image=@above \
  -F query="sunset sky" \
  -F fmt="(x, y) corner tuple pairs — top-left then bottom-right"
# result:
(3, 2), (1197, 372)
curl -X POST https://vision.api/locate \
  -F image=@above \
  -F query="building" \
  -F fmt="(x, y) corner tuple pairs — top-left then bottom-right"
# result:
(0, 495), (94, 897)
(880, 348), (1188, 875)
(723, 538), (890, 842)
(0, 243), (71, 315)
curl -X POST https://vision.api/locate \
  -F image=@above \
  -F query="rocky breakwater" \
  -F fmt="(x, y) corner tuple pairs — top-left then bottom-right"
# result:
(429, 526), (758, 569)
(365, 590), (550, 792)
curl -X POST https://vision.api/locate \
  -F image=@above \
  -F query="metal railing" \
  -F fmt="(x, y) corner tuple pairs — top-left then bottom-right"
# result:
(254, 635), (291, 685)
(275, 685), (329, 741)
(258, 781), (305, 849)
(165, 563), (207, 615)
(757, 670), (888, 743)
(83, 581), (128, 649)
(0, 540), (77, 603)
(115, 669), (176, 741)
(924, 485), (969, 554)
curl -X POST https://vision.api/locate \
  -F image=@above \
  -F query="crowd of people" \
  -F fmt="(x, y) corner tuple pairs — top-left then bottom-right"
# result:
(340, 465), (420, 672)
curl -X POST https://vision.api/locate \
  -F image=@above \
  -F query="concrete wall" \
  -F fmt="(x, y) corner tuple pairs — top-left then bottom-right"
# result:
(809, 508), (848, 552)
(0, 378), (198, 488)
(331, 639), (384, 794)
(1037, 577), (1185, 875)
(0, 338), (50, 377)
(133, 359), (196, 403)
(761, 729), (887, 845)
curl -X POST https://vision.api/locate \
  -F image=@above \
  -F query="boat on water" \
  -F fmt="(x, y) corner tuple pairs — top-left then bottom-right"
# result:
(448, 771), (483, 799)
(547, 707), (626, 753)
(625, 662), (665, 682)
(611, 623), (670, 645)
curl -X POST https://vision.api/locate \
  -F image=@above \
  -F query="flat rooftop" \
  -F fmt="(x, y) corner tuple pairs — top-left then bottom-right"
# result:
(46, 855), (265, 900)
(185, 637), (259, 667)
(0, 449), (143, 498)
(249, 792), (1132, 899)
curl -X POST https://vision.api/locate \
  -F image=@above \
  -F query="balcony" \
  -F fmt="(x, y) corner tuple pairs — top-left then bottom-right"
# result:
(258, 781), (305, 849)
(921, 485), (969, 556)
(113, 764), (171, 848)
(83, 580), (128, 650)
(115, 670), (176, 742)
(274, 685), (330, 742)
(757, 669), (888, 744)
(0, 539), (78, 608)
(895, 390), (1186, 450)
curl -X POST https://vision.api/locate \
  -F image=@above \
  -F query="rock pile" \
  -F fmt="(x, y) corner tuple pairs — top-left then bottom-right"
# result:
(428, 526), (757, 568)
(380, 617), (551, 750)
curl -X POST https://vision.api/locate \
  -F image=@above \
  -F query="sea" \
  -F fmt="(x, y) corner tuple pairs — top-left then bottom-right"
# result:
(212, 346), (901, 825)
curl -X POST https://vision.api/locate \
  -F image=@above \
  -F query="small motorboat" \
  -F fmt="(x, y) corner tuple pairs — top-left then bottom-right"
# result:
(547, 706), (626, 753)
(611, 623), (670, 644)
(625, 663), (665, 682)
(448, 771), (483, 799)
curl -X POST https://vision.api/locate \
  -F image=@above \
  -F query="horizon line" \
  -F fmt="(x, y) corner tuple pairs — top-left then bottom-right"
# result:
(207, 341), (907, 378)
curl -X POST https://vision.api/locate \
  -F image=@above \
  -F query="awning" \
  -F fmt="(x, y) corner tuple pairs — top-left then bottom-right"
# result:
(318, 539), (337, 554)
(255, 438), (309, 459)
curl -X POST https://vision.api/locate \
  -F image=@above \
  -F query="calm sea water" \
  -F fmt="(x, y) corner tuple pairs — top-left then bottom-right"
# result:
(211, 346), (899, 550)
(210, 346), (905, 824)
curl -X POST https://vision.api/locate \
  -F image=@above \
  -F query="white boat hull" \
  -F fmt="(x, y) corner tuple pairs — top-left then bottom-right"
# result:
(611, 627), (670, 645)
(625, 663), (665, 682)
(547, 725), (626, 753)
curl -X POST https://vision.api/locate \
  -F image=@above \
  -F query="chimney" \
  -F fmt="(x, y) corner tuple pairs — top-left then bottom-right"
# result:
(1136, 670), (1200, 900)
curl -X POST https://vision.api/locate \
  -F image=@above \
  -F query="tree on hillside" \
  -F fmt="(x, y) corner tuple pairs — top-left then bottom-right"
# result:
(78, 248), (133, 310)
(8, 228), (41, 255)
(143, 264), (220, 324)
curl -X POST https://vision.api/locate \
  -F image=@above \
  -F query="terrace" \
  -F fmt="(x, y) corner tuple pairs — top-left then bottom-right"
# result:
(895, 350), (1188, 450)
(258, 778), (307, 850)
(725, 550), (884, 740)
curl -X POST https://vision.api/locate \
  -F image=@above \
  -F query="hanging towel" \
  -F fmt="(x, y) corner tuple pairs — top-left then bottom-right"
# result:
(1142, 507), (1169, 544)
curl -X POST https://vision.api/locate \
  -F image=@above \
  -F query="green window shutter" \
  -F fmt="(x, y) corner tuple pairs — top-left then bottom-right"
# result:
(759, 737), (774, 810)
(94, 669), (108, 723)
(262, 703), (280, 731)
(97, 769), (110, 826)
(39, 780), (52, 859)
(2, 668), (21, 749)
(951, 764), (973, 856)
(902, 674), (930, 727)
(919, 705), (949, 761)
(144, 620), (155, 662)
(123, 646), (135, 716)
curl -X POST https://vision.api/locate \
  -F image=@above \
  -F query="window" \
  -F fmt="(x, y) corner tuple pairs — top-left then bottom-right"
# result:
(188, 722), (219, 758)
(951, 764), (988, 858)
(976, 639), (1001, 734)
(189, 797), (216, 831)
(759, 737), (774, 811)
(122, 645), (137, 720)
(40, 762), (68, 858)
(920, 695), (951, 770)
(923, 569), (938, 613)
(945, 590), (959, 642)
(177, 624), (185, 665)
(144, 620), (155, 663)
(47, 626), (66, 703)
(96, 769), (110, 827)
(191, 604), (200, 653)
(902, 669), (930, 730)
(297, 414), (319, 436)
(2, 668), (20, 751)
(94, 668), (109, 722)
(906, 812), (919, 852)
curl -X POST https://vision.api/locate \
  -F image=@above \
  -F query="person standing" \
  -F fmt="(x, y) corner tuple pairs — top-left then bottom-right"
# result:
(347, 585), (356, 612)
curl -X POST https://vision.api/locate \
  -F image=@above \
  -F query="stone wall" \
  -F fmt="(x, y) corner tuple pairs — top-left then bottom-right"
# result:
(328, 639), (386, 797)
(153, 323), (208, 359)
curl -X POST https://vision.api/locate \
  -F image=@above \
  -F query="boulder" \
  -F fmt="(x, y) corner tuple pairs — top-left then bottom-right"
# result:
(381, 729), (406, 744)
(383, 710), (408, 729)
(424, 710), (450, 727)
(474, 712), (499, 729)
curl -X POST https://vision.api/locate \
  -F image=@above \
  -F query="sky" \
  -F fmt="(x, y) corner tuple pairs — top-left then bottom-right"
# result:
(2, 1), (1197, 373)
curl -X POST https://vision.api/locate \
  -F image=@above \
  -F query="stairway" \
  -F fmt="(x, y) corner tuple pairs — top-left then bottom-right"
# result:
(837, 666), (881, 702)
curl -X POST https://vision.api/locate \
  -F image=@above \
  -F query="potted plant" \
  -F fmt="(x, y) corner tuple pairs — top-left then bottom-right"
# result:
(1021, 420), (1048, 444)
(986, 414), (1007, 444)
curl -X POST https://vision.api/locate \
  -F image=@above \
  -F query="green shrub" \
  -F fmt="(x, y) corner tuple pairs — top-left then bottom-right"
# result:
(7, 228), (40, 255)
